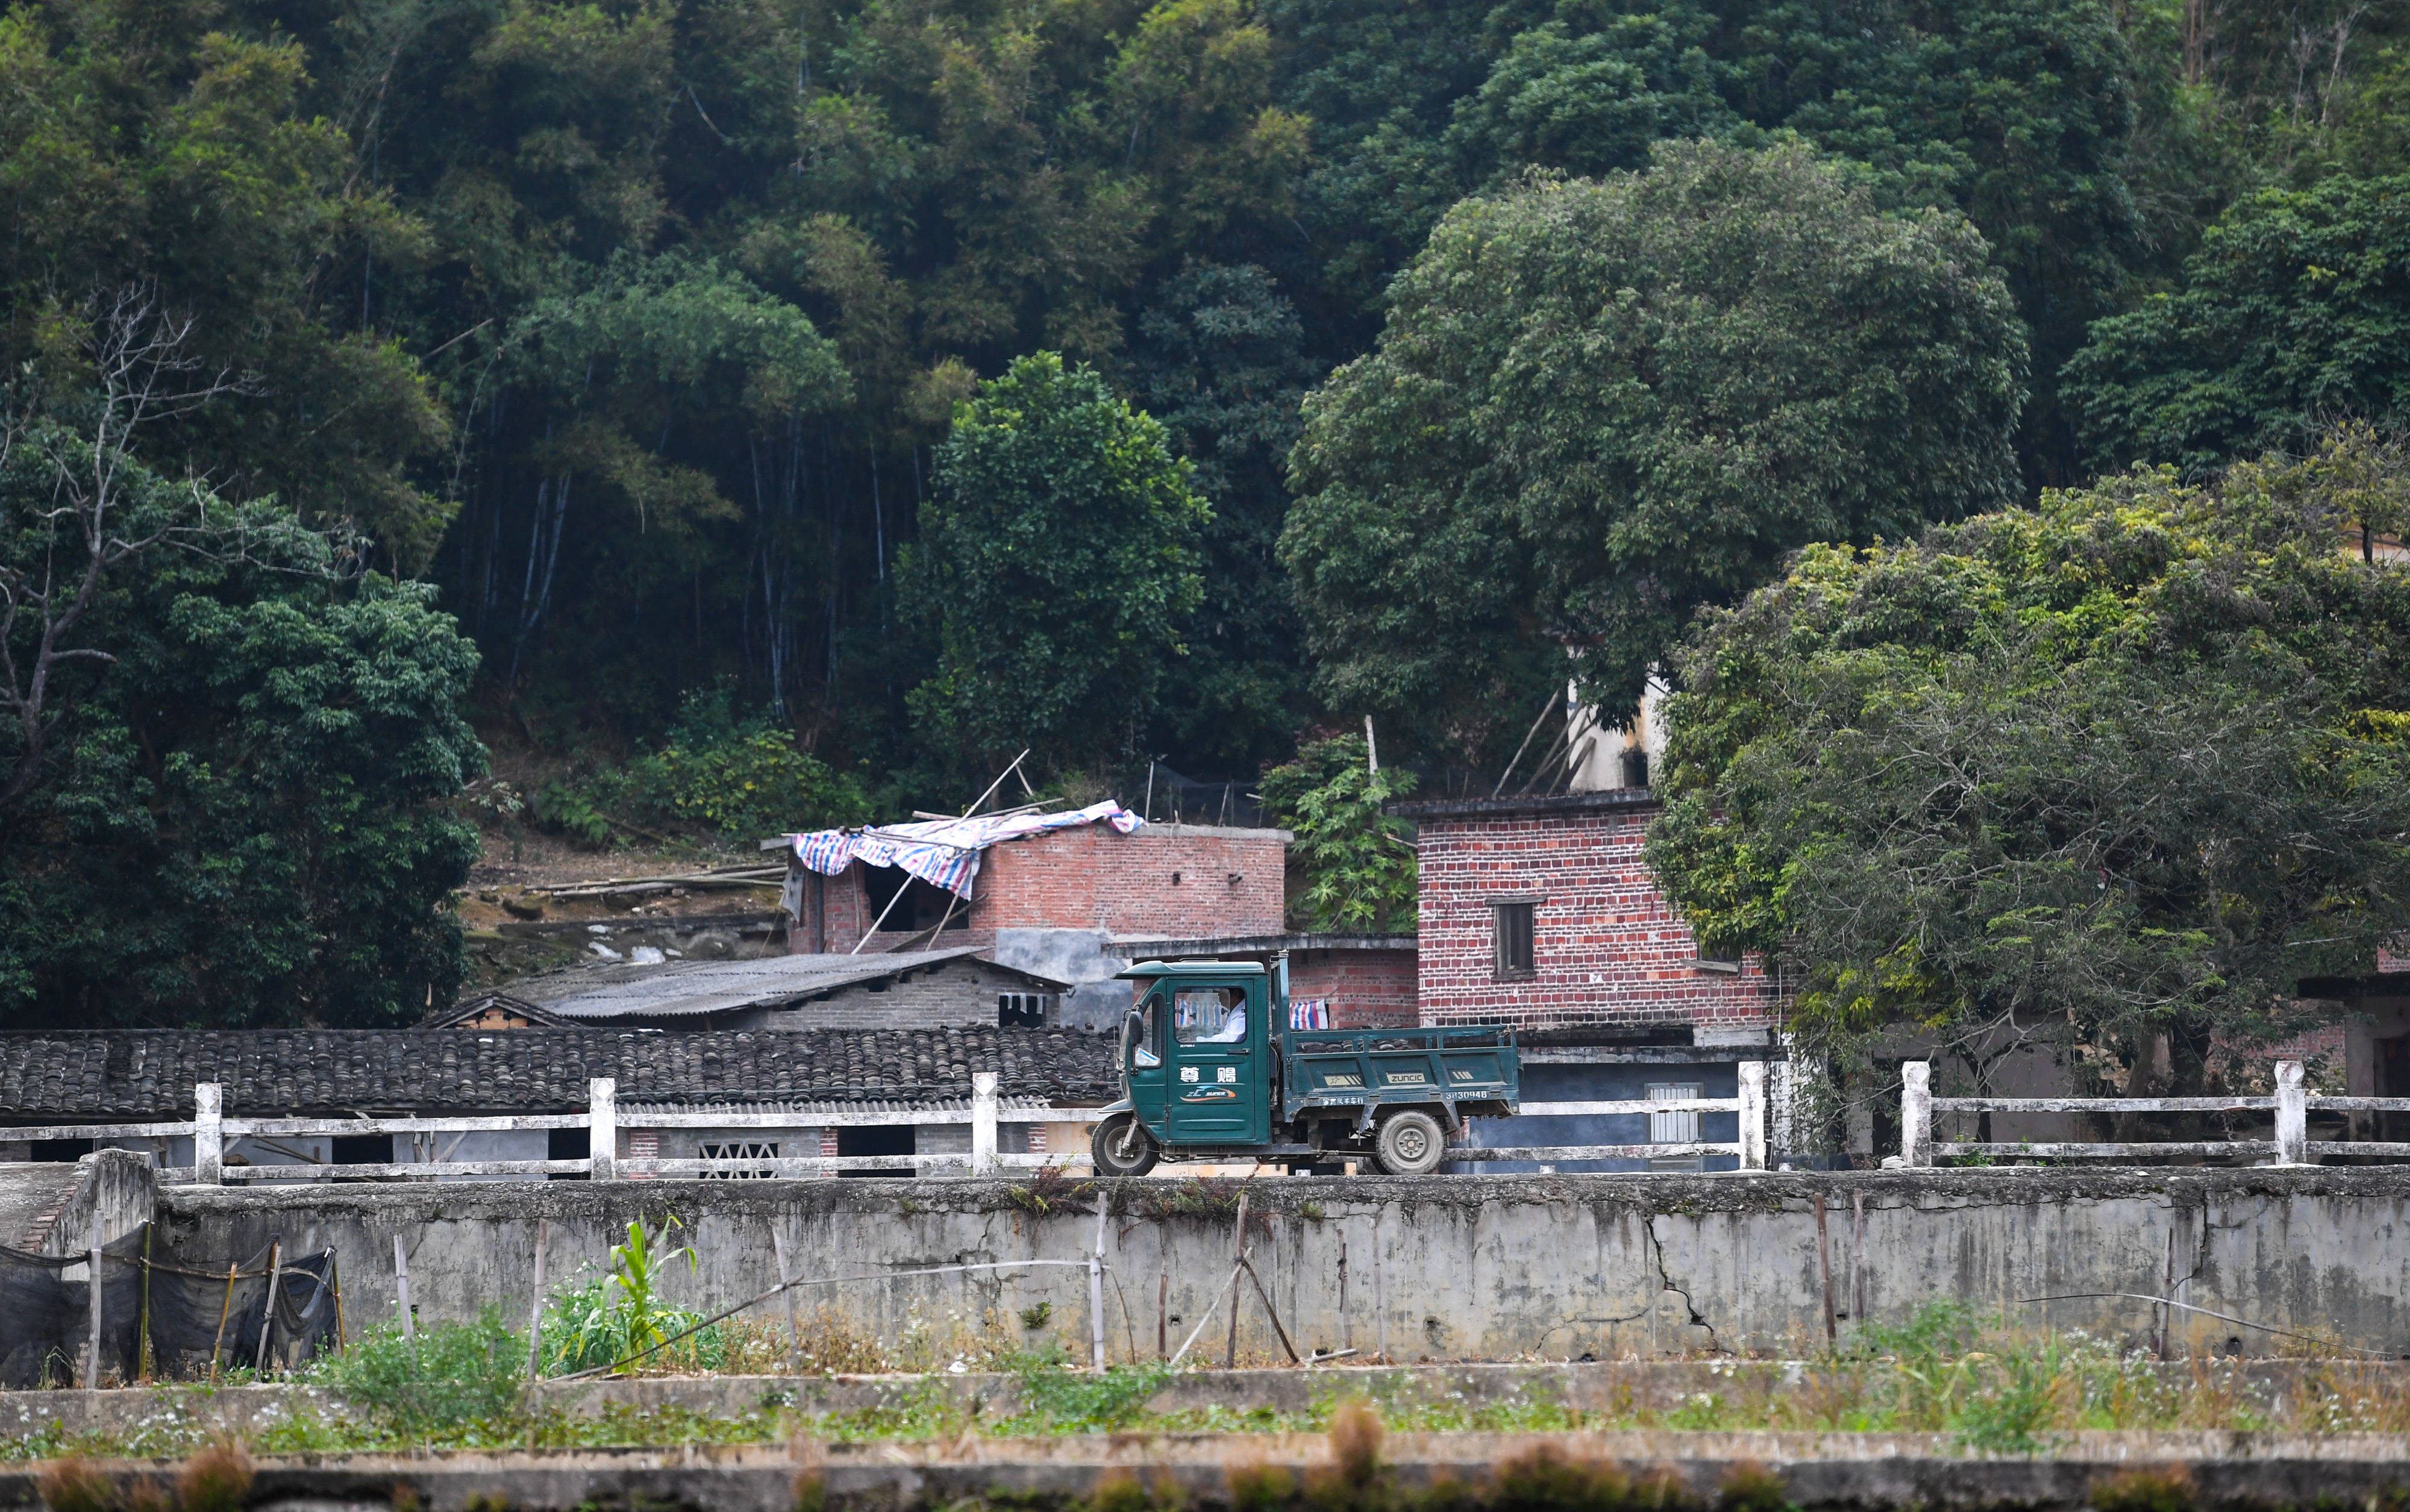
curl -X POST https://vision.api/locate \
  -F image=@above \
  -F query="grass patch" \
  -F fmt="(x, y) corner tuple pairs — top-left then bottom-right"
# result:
(7, 1305), (2409, 1463)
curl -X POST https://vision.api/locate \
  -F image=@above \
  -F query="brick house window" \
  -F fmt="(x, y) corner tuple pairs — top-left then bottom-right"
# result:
(1647, 1083), (1702, 1173)
(1492, 900), (1536, 978)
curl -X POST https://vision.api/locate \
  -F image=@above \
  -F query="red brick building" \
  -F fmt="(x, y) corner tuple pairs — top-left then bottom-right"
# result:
(784, 820), (1291, 1030)
(1394, 789), (1779, 1035)
(1390, 787), (1784, 1172)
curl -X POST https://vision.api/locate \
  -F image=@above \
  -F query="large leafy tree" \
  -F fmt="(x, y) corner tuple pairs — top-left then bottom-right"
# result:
(1281, 142), (2027, 764)
(2064, 173), (2410, 477)
(1645, 430), (2410, 1110)
(1265, 0), (2139, 485)
(0, 419), (484, 1028)
(904, 354), (1208, 771)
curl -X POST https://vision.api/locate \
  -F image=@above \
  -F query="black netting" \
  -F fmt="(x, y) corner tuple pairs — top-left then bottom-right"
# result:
(0, 1230), (342, 1385)
(0, 1227), (149, 1387)
(145, 1241), (339, 1380)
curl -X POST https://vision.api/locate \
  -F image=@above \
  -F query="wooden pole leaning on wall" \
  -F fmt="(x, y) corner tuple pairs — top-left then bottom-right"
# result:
(527, 1218), (549, 1381)
(772, 1228), (803, 1373)
(1850, 1190), (1866, 1324)
(254, 1240), (284, 1375)
(1222, 1191), (1250, 1369)
(394, 1233), (415, 1346)
(1812, 1195), (1836, 1347)
(207, 1261), (237, 1382)
(86, 1240), (102, 1392)
(1089, 1193), (1109, 1372)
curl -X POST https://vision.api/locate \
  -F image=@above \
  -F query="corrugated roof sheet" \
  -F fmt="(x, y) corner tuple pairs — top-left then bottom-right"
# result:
(496, 948), (1069, 1021)
(0, 1028), (1119, 1117)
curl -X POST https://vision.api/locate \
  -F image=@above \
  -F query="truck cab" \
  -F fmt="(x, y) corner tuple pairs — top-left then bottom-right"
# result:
(1092, 955), (1520, 1177)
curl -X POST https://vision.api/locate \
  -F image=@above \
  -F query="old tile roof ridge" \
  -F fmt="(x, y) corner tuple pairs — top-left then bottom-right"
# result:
(0, 1026), (1117, 1117)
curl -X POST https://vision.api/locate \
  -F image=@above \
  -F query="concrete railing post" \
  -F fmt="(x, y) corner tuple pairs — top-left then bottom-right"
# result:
(1901, 1061), (1932, 1167)
(589, 1078), (617, 1181)
(193, 1082), (222, 1185)
(1737, 1061), (1767, 1170)
(2275, 1060), (2306, 1166)
(971, 1072), (999, 1177)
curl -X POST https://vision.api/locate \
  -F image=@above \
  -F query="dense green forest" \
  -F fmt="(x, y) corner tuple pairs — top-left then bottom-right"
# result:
(8, 0), (2410, 1023)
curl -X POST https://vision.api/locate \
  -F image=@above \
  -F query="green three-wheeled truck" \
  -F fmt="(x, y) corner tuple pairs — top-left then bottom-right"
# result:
(1089, 955), (1523, 1177)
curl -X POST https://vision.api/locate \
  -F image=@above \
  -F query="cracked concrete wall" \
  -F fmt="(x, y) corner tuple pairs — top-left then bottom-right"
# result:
(153, 1170), (2410, 1361)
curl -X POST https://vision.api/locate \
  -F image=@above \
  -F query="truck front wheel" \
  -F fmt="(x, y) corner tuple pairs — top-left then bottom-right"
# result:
(1092, 1113), (1160, 1177)
(1371, 1110), (1447, 1176)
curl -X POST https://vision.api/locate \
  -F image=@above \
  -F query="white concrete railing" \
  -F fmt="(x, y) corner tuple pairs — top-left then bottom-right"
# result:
(1898, 1059), (2410, 1166)
(7, 1063), (1777, 1181)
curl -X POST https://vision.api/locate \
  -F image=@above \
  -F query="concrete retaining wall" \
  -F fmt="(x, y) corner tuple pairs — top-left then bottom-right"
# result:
(151, 1169), (2410, 1362)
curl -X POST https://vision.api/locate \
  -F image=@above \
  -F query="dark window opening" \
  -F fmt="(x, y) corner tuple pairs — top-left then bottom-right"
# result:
(30, 1139), (92, 1163)
(548, 1125), (590, 1180)
(1493, 901), (1536, 979)
(1618, 747), (1650, 789)
(330, 1135), (390, 1181)
(858, 866), (969, 935)
(1000, 992), (1054, 1028)
(837, 1124), (915, 1177)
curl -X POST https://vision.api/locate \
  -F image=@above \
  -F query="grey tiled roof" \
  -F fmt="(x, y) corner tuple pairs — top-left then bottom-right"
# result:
(0, 1028), (1119, 1118)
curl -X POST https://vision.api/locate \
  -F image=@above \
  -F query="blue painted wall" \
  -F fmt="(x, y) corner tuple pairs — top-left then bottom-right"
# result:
(1447, 1060), (1741, 1173)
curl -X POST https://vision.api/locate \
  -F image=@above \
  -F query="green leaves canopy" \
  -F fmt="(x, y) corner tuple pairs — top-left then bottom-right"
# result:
(2065, 175), (2410, 477)
(1645, 431), (2410, 1097)
(0, 449), (483, 1028)
(1281, 142), (2029, 754)
(906, 354), (1209, 770)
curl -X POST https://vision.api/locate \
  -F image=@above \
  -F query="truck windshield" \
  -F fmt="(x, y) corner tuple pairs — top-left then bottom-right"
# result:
(1174, 987), (1247, 1045)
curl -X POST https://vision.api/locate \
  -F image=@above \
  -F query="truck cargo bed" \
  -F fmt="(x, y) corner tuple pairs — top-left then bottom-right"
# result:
(1278, 1025), (1518, 1120)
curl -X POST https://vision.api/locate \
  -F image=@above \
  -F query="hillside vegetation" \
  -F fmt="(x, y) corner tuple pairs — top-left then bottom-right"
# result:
(6, 0), (2410, 1027)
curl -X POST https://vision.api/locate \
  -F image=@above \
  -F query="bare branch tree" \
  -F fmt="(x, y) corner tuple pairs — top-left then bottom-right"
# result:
(0, 283), (248, 807)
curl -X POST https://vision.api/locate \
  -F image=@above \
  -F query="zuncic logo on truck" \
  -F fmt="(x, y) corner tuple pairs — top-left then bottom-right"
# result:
(1384, 1070), (1429, 1084)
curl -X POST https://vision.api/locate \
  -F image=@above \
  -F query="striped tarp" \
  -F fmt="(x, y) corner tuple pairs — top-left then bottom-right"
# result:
(782, 801), (1143, 898)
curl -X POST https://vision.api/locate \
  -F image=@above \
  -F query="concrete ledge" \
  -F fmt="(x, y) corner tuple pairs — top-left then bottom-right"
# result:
(7, 1430), (2410, 1510)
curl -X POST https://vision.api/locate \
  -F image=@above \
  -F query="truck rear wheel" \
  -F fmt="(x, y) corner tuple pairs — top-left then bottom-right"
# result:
(1371, 1109), (1447, 1176)
(1092, 1113), (1160, 1177)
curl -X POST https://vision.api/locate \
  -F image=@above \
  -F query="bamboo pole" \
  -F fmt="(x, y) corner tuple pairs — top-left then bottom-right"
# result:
(527, 1219), (549, 1380)
(254, 1241), (284, 1375)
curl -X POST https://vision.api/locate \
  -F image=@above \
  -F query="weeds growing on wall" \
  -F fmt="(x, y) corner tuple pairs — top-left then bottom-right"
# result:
(9, 1305), (2410, 1466)
(309, 1310), (527, 1441)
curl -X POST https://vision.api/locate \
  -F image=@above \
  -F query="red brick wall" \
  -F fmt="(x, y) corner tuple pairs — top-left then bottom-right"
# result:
(1290, 947), (1418, 1028)
(1414, 799), (1778, 1031)
(808, 823), (1288, 953)
(966, 823), (1286, 938)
